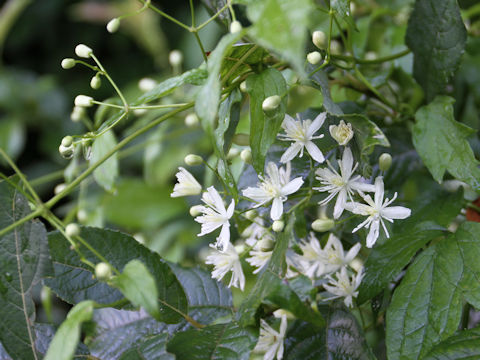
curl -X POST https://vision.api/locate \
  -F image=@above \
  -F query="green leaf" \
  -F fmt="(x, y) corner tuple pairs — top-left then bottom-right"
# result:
(90, 130), (119, 192)
(166, 322), (256, 360)
(44, 301), (95, 360)
(331, 0), (356, 30)
(246, 67), (287, 173)
(111, 260), (161, 321)
(134, 68), (208, 106)
(240, 0), (313, 72)
(220, 44), (268, 84)
(0, 119), (25, 164)
(343, 113), (390, 155)
(309, 67), (343, 115)
(412, 96), (480, 192)
(422, 327), (480, 360)
(118, 334), (174, 360)
(46, 227), (188, 324)
(0, 180), (52, 360)
(405, 0), (466, 101)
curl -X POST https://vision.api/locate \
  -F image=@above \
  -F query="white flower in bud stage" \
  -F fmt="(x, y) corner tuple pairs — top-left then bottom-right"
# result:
(314, 147), (375, 219)
(278, 113), (326, 163)
(170, 167), (202, 197)
(243, 162), (303, 221)
(345, 176), (411, 248)
(323, 267), (364, 308)
(242, 217), (267, 246)
(254, 314), (287, 360)
(205, 243), (245, 290)
(195, 186), (235, 250)
(246, 232), (275, 274)
(329, 120), (354, 146)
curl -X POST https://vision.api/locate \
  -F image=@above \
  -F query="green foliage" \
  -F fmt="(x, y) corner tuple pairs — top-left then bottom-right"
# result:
(118, 334), (174, 360)
(90, 130), (119, 192)
(422, 327), (480, 360)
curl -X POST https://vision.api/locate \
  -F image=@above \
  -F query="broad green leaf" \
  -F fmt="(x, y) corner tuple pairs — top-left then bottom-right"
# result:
(412, 96), (480, 191)
(44, 301), (95, 360)
(239, 0), (313, 72)
(422, 327), (480, 360)
(0, 119), (25, 164)
(331, 0), (356, 30)
(406, 0), (466, 101)
(220, 44), (268, 85)
(166, 322), (256, 360)
(0, 180), (52, 360)
(111, 260), (161, 321)
(118, 334), (174, 360)
(134, 68), (208, 106)
(90, 130), (118, 192)
(309, 68), (343, 115)
(46, 227), (188, 324)
(246, 67), (287, 173)
(343, 113), (390, 155)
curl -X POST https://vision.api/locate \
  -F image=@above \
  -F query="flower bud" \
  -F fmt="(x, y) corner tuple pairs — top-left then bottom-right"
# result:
(312, 218), (335, 232)
(185, 113), (199, 127)
(312, 30), (326, 49)
(95, 262), (112, 281)
(75, 44), (93, 58)
(77, 209), (88, 223)
(227, 147), (240, 160)
(230, 20), (242, 33)
(329, 120), (354, 146)
(184, 154), (203, 166)
(59, 144), (74, 159)
(61, 136), (73, 147)
(235, 244), (245, 254)
(169, 50), (183, 67)
(365, 51), (377, 61)
(273, 309), (295, 320)
(233, 133), (250, 146)
(307, 51), (322, 65)
(239, 81), (248, 93)
(75, 95), (94, 107)
(90, 75), (101, 90)
(379, 153), (392, 172)
(65, 223), (81, 237)
(106, 18), (120, 33)
(54, 183), (67, 195)
(189, 205), (203, 217)
(61, 58), (76, 69)
(133, 108), (147, 116)
(245, 210), (256, 220)
(138, 77), (157, 92)
(349, 257), (364, 273)
(262, 95), (281, 112)
(240, 148), (252, 164)
(257, 237), (275, 251)
(71, 106), (85, 122)
(272, 220), (284, 232)
(330, 40), (342, 55)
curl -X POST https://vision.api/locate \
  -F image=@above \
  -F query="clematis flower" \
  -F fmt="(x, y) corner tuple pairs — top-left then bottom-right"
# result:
(314, 147), (375, 219)
(254, 314), (288, 360)
(195, 186), (235, 250)
(170, 167), (202, 197)
(243, 162), (303, 221)
(278, 113), (326, 163)
(323, 267), (364, 308)
(345, 176), (411, 248)
(205, 243), (245, 290)
(329, 120), (354, 146)
(245, 232), (275, 274)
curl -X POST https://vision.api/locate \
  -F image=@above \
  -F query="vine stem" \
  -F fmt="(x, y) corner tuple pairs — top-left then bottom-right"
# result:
(331, 48), (411, 65)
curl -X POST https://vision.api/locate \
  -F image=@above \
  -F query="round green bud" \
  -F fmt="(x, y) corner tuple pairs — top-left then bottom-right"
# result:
(307, 51), (322, 65)
(106, 18), (120, 33)
(59, 144), (74, 159)
(95, 262), (112, 281)
(65, 223), (81, 237)
(61, 58), (76, 69)
(74, 95), (94, 107)
(75, 44), (93, 58)
(230, 20), (242, 34)
(239, 81), (248, 93)
(240, 148), (252, 164)
(61, 136), (73, 147)
(262, 95), (281, 112)
(90, 75), (101, 90)
(184, 154), (203, 166)
(169, 50), (183, 67)
(233, 133), (250, 146)
(185, 113), (199, 127)
(312, 218), (335, 232)
(379, 153), (392, 172)
(272, 220), (284, 232)
(312, 30), (326, 49)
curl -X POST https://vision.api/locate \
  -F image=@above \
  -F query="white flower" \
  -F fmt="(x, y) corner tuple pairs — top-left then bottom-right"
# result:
(297, 233), (361, 279)
(323, 267), (364, 308)
(314, 147), (375, 219)
(195, 186), (235, 250)
(329, 120), (354, 146)
(345, 176), (411, 248)
(254, 314), (287, 360)
(170, 167), (202, 197)
(242, 217), (267, 246)
(205, 243), (245, 290)
(243, 162), (303, 221)
(278, 113), (326, 163)
(245, 232), (275, 274)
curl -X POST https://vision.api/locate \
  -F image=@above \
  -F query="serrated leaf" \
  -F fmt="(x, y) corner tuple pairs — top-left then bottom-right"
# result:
(46, 227), (188, 324)
(0, 180), (52, 360)
(118, 334), (174, 360)
(44, 301), (95, 360)
(133, 68), (208, 106)
(422, 327), (480, 360)
(246, 67), (287, 173)
(90, 130), (118, 191)
(166, 322), (256, 360)
(111, 260), (161, 321)
(412, 96), (480, 191)
(406, 0), (466, 101)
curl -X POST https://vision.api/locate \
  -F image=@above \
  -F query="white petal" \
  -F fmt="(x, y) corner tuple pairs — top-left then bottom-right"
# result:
(333, 189), (347, 219)
(344, 202), (372, 216)
(226, 199), (235, 218)
(243, 187), (271, 204)
(217, 223), (231, 250)
(340, 147), (354, 177)
(374, 177), (385, 208)
(305, 141), (325, 163)
(280, 142), (303, 163)
(350, 180), (376, 193)
(366, 220), (380, 248)
(271, 197), (284, 220)
(345, 243), (361, 263)
(281, 177), (304, 196)
(382, 206), (411, 220)
(308, 112), (326, 136)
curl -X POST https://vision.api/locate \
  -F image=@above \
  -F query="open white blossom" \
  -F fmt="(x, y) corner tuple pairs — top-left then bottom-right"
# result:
(323, 267), (364, 308)
(297, 233), (361, 279)
(314, 147), (375, 219)
(170, 167), (202, 197)
(205, 243), (245, 290)
(246, 232), (275, 274)
(242, 217), (267, 246)
(195, 186), (235, 250)
(345, 176), (411, 248)
(243, 162), (303, 220)
(254, 314), (288, 360)
(278, 113), (326, 163)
